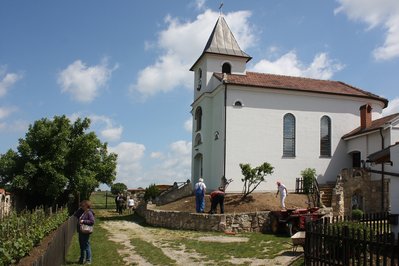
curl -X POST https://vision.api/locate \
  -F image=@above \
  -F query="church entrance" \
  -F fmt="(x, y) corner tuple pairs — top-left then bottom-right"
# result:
(193, 153), (203, 180)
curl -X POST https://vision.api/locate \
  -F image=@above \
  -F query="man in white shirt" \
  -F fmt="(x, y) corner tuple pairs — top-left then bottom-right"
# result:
(275, 181), (288, 209)
(194, 178), (206, 213)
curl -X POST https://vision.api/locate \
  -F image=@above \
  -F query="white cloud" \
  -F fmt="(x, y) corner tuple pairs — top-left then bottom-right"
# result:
(131, 9), (255, 98)
(251, 51), (344, 79)
(109, 142), (146, 186)
(0, 66), (22, 98)
(382, 97), (399, 116)
(0, 106), (18, 120)
(335, 0), (399, 60)
(101, 126), (123, 142)
(194, 0), (206, 10)
(184, 118), (192, 132)
(58, 58), (118, 103)
(69, 113), (123, 142)
(150, 151), (163, 159)
(0, 120), (29, 133)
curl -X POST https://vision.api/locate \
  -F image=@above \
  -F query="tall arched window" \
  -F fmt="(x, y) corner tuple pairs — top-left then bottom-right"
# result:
(283, 113), (296, 157)
(195, 107), (202, 132)
(222, 62), (231, 74)
(320, 116), (331, 156)
(197, 68), (202, 91)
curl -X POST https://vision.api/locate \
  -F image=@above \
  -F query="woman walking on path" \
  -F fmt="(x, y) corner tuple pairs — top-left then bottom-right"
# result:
(194, 178), (206, 213)
(74, 200), (95, 264)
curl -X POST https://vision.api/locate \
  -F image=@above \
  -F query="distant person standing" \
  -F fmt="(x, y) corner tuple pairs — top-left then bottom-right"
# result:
(117, 195), (125, 215)
(209, 187), (225, 214)
(194, 178), (206, 213)
(275, 181), (288, 209)
(127, 197), (135, 213)
(115, 193), (120, 212)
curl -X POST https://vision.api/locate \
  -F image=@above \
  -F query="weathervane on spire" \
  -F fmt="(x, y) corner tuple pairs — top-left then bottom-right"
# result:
(219, 2), (224, 16)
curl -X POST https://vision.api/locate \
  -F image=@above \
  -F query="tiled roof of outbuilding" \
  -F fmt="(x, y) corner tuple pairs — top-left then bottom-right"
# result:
(213, 71), (388, 107)
(343, 113), (399, 139)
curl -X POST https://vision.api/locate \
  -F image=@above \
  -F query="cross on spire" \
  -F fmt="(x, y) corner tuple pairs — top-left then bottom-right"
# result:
(219, 2), (224, 15)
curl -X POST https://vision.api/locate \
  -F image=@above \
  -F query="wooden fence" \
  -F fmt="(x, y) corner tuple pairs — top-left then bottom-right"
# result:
(295, 177), (317, 194)
(305, 212), (399, 265)
(32, 215), (77, 266)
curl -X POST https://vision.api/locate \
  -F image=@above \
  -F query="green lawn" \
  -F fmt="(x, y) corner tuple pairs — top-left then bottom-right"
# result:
(65, 216), (126, 265)
(90, 191), (116, 210)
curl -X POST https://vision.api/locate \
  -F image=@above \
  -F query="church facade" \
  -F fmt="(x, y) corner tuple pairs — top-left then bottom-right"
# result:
(190, 16), (398, 194)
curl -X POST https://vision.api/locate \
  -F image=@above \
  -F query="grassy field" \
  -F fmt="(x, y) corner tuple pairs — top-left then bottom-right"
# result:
(90, 191), (116, 210)
(65, 191), (297, 265)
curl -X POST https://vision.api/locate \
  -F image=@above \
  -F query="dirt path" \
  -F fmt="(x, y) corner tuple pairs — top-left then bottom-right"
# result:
(101, 217), (301, 266)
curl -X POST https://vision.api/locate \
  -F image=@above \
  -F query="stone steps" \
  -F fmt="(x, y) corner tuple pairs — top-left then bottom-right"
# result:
(319, 183), (335, 207)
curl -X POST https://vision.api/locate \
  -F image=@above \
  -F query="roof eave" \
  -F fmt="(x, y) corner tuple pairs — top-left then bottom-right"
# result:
(190, 52), (252, 71)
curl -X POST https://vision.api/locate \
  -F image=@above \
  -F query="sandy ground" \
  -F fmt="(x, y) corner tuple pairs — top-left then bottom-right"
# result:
(156, 192), (310, 213)
(101, 217), (303, 266)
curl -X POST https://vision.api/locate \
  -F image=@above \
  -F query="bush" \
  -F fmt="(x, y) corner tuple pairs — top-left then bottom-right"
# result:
(352, 209), (364, 221)
(301, 168), (316, 194)
(144, 183), (160, 201)
(240, 162), (274, 199)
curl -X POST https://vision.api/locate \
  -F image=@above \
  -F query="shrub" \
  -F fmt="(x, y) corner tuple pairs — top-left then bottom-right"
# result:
(144, 183), (160, 201)
(111, 182), (128, 195)
(240, 162), (274, 199)
(301, 168), (316, 194)
(352, 209), (364, 221)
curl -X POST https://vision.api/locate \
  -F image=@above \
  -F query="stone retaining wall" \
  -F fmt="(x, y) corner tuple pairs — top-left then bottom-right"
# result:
(136, 203), (270, 232)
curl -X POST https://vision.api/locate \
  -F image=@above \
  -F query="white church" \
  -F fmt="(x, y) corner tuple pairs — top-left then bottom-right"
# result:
(189, 14), (399, 218)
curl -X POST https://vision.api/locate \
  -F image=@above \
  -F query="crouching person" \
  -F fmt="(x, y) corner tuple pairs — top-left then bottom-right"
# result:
(209, 187), (225, 214)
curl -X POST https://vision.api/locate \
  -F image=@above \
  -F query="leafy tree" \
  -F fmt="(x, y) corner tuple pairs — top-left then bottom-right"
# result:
(0, 115), (117, 208)
(111, 182), (128, 195)
(144, 183), (160, 201)
(240, 162), (274, 199)
(301, 168), (316, 194)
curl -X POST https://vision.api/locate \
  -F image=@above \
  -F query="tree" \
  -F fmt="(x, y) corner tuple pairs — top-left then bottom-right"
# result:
(301, 168), (316, 194)
(144, 183), (160, 201)
(240, 162), (274, 199)
(111, 182), (127, 195)
(0, 115), (117, 208)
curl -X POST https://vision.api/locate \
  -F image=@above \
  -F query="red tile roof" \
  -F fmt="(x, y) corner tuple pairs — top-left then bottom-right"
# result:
(343, 113), (399, 139)
(213, 72), (388, 107)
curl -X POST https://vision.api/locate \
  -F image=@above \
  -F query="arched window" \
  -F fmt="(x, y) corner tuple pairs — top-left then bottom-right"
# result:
(197, 68), (202, 91)
(222, 62), (231, 74)
(320, 116), (331, 156)
(195, 107), (202, 132)
(194, 133), (202, 146)
(283, 113), (296, 157)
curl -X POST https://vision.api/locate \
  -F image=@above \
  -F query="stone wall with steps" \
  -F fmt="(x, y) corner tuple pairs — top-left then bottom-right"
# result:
(136, 203), (271, 232)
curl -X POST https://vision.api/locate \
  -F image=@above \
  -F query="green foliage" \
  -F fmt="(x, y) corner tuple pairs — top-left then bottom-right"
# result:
(351, 209), (364, 220)
(240, 162), (274, 199)
(111, 182), (128, 195)
(301, 168), (316, 194)
(0, 208), (68, 265)
(0, 115), (117, 208)
(144, 183), (160, 201)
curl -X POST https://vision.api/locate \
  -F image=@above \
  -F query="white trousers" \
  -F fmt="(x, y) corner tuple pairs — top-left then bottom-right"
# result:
(280, 194), (286, 208)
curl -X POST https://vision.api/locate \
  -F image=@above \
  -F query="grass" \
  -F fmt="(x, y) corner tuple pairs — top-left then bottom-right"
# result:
(171, 232), (290, 262)
(65, 215), (126, 266)
(130, 238), (176, 265)
(90, 191), (116, 210)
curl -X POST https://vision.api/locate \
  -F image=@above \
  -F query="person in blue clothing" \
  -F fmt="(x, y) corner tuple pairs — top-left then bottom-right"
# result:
(194, 178), (206, 213)
(74, 200), (95, 264)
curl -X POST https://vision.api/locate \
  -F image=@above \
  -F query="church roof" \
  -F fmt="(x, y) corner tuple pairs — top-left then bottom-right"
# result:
(213, 71), (388, 107)
(190, 16), (251, 71)
(342, 113), (399, 139)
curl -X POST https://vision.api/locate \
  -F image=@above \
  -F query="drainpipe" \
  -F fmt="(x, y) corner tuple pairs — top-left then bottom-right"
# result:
(223, 81), (227, 179)
(379, 128), (385, 211)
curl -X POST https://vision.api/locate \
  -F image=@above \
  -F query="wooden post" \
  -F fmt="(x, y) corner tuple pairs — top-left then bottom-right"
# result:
(106, 190), (108, 209)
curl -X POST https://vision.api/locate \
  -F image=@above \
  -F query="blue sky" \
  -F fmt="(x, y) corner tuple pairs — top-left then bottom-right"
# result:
(1, 0), (399, 189)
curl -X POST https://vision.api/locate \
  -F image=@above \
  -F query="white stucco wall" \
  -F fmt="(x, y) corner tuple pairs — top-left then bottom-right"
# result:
(191, 85), (226, 190)
(223, 85), (385, 192)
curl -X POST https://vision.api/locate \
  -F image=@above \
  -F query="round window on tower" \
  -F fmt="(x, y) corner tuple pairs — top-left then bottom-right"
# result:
(234, 100), (243, 108)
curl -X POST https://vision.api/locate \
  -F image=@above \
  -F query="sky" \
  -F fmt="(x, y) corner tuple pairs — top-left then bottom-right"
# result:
(1, 0), (399, 189)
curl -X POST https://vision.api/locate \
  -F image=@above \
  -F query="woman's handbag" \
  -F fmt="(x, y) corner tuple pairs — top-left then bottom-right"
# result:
(80, 224), (93, 234)
(79, 212), (94, 234)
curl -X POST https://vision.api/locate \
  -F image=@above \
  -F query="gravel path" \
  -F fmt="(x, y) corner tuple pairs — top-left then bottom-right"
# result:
(101, 218), (301, 266)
